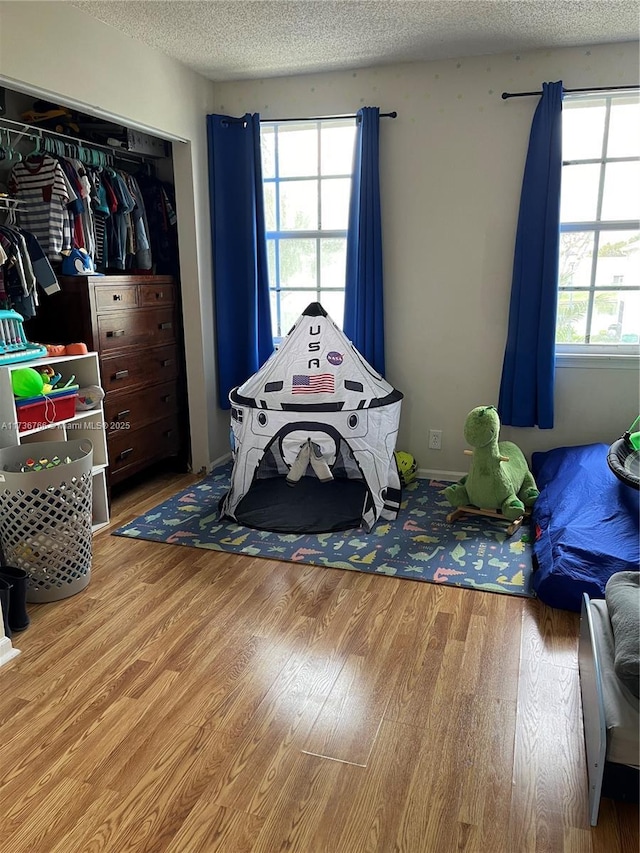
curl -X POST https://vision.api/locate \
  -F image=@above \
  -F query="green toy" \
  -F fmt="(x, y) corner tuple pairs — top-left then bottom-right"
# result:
(11, 367), (44, 398)
(395, 450), (418, 485)
(444, 405), (539, 521)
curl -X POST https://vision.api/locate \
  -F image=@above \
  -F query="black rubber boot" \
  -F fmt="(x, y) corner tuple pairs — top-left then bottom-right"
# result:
(0, 566), (29, 632)
(0, 578), (12, 640)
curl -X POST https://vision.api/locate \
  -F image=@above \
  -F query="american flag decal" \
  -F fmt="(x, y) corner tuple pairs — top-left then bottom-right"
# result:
(292, 373), (335, 394)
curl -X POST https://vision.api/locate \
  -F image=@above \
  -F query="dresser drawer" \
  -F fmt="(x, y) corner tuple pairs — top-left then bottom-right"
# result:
(94, 284), (138, 312)
(108, 413), (180, 481)
(138, 282), (175, 307)
(97, 307), (176, 352)
(100, 345), (180, 393)
(105, 380), (179, 434)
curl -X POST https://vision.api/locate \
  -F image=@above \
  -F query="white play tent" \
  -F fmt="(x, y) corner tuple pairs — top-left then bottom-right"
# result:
(220, 303), (403, 533)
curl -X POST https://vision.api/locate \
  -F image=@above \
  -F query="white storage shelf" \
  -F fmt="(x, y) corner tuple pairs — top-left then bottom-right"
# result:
(0, 352), (109, 531)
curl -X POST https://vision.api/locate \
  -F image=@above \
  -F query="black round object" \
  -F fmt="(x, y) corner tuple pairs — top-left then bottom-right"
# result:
(607, 434), (640, 490)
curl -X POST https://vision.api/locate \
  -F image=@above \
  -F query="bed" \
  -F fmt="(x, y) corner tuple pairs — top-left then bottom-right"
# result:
(531, 443), (639, 612)
(579, 576), (639, 825)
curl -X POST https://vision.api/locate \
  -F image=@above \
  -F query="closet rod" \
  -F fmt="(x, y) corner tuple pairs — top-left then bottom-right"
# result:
(0, 115), (154, 165)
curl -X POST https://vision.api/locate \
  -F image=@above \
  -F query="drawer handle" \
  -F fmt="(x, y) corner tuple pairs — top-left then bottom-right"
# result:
(160, 359), (173, 367)
(118, 448), (134, 461)
(113, 370), (129, 380)
(161, 395), (172, 403)
(164, 429), (174, 439)
(113, 294), (123, 301)
(106, 329), (126, 338)
(159, 322), (173, 330)
(115, 409), (131, 420)
(155, 292), (164, 300)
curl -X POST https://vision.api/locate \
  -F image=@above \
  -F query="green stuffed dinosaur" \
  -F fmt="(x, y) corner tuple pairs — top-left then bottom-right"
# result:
(444, 405), (539, 521)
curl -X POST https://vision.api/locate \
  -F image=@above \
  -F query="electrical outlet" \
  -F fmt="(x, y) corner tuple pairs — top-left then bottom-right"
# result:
(429, 429), (442, 450)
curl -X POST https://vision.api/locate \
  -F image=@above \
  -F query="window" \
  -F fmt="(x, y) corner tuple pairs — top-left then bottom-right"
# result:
(261, 119), (356, 341)
(557, 91), (640, 354)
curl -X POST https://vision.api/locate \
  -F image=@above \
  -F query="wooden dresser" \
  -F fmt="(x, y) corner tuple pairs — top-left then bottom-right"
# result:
(26, 274), (188, 488)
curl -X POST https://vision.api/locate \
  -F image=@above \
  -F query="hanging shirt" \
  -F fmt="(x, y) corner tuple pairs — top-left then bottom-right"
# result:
(8, 154), (76, 261)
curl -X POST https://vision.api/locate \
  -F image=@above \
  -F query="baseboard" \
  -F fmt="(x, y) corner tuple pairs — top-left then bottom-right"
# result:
(417, 468), (466, 482)
(208, 452), (232, 473)
(0, 635), (20, 668)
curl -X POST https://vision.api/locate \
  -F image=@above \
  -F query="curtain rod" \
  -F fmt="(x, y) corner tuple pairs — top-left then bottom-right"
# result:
(502, 85), (639, 99)
(260, 111), (398, 123)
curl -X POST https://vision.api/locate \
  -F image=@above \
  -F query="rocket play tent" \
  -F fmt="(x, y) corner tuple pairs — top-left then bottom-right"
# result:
(220, 303), (404, 533)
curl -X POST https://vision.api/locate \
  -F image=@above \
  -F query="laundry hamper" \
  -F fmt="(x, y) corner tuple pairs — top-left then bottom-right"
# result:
(0, 440), (93, 602)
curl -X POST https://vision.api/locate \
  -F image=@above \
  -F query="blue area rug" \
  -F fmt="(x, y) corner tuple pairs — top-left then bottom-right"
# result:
(113, 463), (534, 597)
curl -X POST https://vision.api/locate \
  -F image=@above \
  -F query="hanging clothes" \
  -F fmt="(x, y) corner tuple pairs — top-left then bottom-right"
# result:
(102, 168), (136, 270)
(136, 172), (179, 276)
(8, 154), (76, 262)
(121, 172), (152, 270)
(0, 223), (58, 315)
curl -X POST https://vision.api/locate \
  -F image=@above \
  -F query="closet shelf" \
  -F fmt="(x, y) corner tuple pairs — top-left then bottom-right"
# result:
(0, 115), (159, 167)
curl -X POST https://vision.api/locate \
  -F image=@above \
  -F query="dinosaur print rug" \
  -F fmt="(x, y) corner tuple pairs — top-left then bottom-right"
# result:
(113, 463), (534, 598)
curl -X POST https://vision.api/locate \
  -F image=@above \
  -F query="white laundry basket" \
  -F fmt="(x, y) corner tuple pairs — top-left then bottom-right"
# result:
(0, 440), (93, 602)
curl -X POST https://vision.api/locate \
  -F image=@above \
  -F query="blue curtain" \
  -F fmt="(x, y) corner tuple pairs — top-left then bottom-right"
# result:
(344, 107), (385, 375)
(207, 113), (272, 409)
(498, 82), (563, 429)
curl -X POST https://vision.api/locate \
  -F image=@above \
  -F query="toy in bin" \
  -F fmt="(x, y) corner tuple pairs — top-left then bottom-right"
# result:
(76, 385), (104, 411)
(20, 455), (73, 472)
(11, 366), (79, 431)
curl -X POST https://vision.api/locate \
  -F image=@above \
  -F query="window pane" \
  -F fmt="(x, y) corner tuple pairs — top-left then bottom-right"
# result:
(321, 123), (356, 174)
(280, 290), (317, 333)
(559, 231), (595, 289)
(601, 161), (640, 221)
(597, 230), (640, 288)
(279, 239), (316, 288)
(558, 94), (640, 351)
(556, 290), (590, 343)
(563, 99), (606, 160)
(264, 183), (276, 231)
(320, 239), (347, 288)
(261, 126), (276, 179)
(321, 179), (351, 230)
(280, 180), (318, 229)
(262, 118), (353, 343)
(560, 163), (600, 222)
(277, 125), (317, 177)
(588, 290), (640, 343)
(320, 290), (345, 326)
(607, 98), (640, 158)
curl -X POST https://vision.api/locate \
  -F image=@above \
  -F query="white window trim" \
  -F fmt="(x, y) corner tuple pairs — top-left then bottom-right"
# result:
(556, 90), (639, 366)
(556, 349), (640, 369)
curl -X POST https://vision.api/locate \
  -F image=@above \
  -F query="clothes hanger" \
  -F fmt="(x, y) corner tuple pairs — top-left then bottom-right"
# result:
(24, 134), (42, 160)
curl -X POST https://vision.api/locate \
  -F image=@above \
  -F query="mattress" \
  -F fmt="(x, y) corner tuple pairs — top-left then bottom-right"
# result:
(531, 443), (640, 612)
(590, 599), (640, 768)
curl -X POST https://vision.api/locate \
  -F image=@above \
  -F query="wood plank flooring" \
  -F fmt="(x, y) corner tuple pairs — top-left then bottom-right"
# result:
(0, 469), (637, 852)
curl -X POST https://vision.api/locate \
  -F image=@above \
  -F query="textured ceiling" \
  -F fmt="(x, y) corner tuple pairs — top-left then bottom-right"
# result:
(74, 1), (640, 81)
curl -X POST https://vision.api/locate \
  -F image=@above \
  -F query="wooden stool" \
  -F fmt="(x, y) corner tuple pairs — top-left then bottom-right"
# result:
(445, 505), (530, 537)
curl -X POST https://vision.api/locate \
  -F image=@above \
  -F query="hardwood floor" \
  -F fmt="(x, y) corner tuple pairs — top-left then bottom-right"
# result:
(0, 471), (637, 852)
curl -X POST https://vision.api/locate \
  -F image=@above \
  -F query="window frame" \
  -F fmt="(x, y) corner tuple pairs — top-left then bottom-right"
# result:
(556, 90), (640, 364)
(261, 118), (355, 342)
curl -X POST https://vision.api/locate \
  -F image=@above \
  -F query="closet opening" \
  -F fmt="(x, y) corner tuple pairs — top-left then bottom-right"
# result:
(0, 83), (191, 496)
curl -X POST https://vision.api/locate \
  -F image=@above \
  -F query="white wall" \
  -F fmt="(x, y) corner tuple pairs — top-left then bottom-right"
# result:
(0, 1), (228, 473)
(212, 43), (640, 473)
(1, 5), (638, 476)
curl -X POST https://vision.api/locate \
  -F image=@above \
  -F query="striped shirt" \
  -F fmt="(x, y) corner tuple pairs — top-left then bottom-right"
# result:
(9, 155), (75, 261)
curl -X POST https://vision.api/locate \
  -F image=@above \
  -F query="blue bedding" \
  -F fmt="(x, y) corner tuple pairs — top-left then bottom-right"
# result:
(531, 443), (639, 612)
